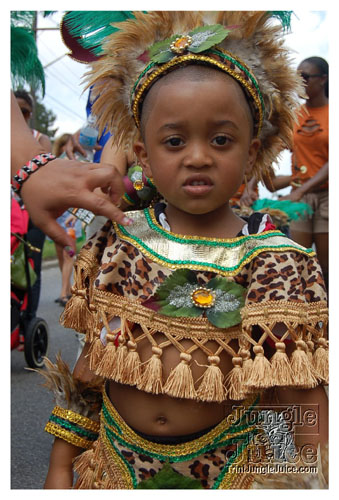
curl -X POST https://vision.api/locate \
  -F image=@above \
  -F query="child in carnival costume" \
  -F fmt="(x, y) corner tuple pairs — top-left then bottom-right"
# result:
(42, 11), (328, 489)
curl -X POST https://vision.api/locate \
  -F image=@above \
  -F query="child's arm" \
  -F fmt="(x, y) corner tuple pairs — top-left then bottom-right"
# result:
(44, 438), (82, 489)
(274, 385), (328, 483)
(42, 344), (103, 489)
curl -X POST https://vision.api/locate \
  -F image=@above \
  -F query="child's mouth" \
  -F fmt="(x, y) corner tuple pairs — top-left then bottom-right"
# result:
(182, 176), (213, 196)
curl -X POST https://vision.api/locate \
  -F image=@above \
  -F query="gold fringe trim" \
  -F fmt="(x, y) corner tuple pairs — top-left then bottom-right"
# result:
(269, 342), (294, 386)
(196, 356), (227, 402)
(122, 341), (142, 386)
(224, 357), (245, 401)
(163, 353), (197, 399)
(290, 340), (318, 388)
(313, 339), (329, 384)
(137, 346), (163, 394)
(95, 343), (117, 379)
(245, 346), (274, 389)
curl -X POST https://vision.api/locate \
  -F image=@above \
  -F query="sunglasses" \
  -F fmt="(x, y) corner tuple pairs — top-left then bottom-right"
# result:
(20, 108), (32, 119)
(300, 72), (323, 82)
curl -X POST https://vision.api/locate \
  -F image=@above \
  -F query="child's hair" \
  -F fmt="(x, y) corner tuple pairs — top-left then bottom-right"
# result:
(85, 11), (304, 180)
(302, 56), (329, 98)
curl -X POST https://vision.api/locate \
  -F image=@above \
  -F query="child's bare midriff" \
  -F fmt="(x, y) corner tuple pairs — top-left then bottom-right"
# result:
(107, 325), (237, 436)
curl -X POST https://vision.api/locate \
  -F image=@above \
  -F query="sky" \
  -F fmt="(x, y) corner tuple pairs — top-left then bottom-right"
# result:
(33, 7), (329, 197)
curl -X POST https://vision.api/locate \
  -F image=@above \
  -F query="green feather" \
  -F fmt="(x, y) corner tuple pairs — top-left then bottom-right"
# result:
(62, 11), (137, 56)
(252, 198), (313, 221)
(267, 11), (293, 31)
(11, 25), (45, 95)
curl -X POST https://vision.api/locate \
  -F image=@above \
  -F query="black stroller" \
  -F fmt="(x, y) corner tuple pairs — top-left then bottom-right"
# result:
(11, 196), (49, 368)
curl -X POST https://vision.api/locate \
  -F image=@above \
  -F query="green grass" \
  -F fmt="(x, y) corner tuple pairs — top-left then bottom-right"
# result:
(42, 233), (87, 260)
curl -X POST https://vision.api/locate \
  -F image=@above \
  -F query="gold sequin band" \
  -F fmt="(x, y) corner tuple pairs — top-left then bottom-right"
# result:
(131, 50), (264, 136)
(45, 405), (100, 449)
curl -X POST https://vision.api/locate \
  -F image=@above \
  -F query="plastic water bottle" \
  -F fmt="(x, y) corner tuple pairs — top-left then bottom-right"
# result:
(79, 114), (99, 162)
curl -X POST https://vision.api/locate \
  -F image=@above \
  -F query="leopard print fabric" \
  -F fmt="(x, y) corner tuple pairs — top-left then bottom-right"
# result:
(82, 221), (327, 306)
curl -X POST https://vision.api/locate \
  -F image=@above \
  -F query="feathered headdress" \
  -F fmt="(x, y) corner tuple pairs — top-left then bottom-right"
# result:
(82, 11), (304, 179)
(11, 11), (46, 95)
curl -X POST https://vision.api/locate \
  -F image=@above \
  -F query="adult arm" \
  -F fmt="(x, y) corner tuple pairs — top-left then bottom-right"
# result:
(11, 92), (131, 250)
(261, 167), (292, 192)
(280, 163), (328, 202)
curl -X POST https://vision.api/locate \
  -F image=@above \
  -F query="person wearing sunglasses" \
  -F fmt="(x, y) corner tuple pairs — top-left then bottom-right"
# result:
(263, 57), (329, 290)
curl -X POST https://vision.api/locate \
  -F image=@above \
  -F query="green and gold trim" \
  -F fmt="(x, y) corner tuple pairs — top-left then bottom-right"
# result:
(45, 405), (100, 449)
(131, 49), (264, 136)
(114, 208), (315, 277)
(100, 388), (260, 489)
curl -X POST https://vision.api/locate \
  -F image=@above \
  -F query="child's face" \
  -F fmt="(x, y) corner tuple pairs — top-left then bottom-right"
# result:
(135, 71), (260, 217)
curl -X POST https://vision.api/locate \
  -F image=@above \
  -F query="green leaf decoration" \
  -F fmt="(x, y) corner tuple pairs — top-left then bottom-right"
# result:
(206, 308), (242, 328)
(155, 270), (245, 327)
(156, 269), (197, 301)
(136, 462), (203, 489)
(188, 24), (231, 53)
(159, 303), (202, 318)
(206, 276), (246, 301)
(149, 35), (178, 63)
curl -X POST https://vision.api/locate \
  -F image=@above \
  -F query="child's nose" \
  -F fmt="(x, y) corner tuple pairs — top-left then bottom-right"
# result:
(183, 142), (213, 169)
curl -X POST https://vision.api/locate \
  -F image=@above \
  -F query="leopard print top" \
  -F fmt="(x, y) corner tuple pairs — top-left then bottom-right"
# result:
(62, 208), (328, 402)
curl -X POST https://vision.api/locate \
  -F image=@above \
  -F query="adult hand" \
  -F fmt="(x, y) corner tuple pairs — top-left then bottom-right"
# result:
(279, 187), (305, 203)
(20, 159), (132, 251)
(64, 130), (102, 161)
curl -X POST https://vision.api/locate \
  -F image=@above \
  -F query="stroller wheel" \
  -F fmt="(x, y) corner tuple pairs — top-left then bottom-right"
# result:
(24, 317), (49, 368)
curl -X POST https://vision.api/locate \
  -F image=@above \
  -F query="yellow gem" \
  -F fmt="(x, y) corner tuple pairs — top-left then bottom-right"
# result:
(191, 288), (216, 308)
(133, 180), (144, 191)
(170, 35), (192, 54)
(300, 165), (308, 174)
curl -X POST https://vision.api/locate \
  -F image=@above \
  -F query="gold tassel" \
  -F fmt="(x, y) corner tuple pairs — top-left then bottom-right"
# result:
(307, 340), (315, 363)
(95, 342), (117, 378)
(121, 341), (142, 386)
(240, 349), (253, 393)
(60, 288), (94, 334)
(87, 337), (105, 372)
(270, 342), (294, 386)
(163, 352), (197, 399)
(111, 344), (128, 383)
(196, 355), (227, 402)
(245, 345), (274, 390)
(224, 356), (244, 401)
(290, 340), (318, 388)
(137, 346), (163, 394)
(73, 449), (96, 489)
(313, 338), (329, 384)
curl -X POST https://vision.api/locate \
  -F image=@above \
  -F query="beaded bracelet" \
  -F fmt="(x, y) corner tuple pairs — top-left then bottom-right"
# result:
(11, 153), (56, 195)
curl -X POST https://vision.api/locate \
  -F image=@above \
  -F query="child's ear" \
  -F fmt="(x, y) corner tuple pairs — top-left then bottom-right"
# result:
(134, 141), (152, 178)
(245, 138), (261, 176)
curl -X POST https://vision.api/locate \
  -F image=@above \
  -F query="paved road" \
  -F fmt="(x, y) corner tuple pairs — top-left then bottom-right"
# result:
(11, 262), (80, 489)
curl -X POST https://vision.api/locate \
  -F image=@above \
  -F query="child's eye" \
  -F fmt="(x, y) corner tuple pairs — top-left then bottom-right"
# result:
(212, 135), (230, 146)
(166, 137), (183, 147)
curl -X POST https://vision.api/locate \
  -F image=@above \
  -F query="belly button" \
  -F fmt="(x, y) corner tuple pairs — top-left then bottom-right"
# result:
(156, 416), (167, 425)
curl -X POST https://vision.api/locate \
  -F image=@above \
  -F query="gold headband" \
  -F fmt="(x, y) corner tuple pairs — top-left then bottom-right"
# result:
(131, 49), (264, 137)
